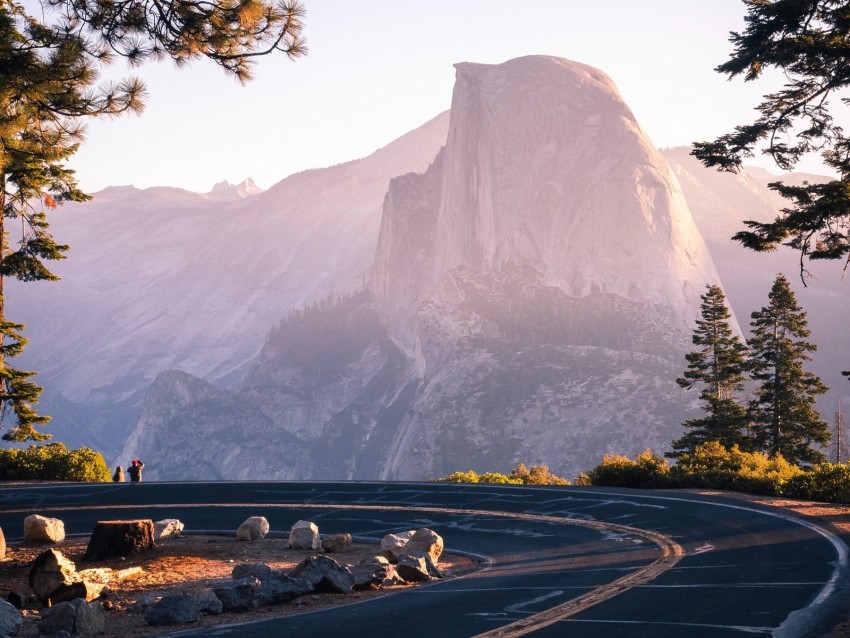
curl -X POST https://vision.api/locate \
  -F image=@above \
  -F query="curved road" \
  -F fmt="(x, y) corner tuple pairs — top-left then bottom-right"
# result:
(0, 482), (847, 637)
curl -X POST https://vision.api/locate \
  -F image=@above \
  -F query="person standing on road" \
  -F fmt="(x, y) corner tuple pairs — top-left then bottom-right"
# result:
(128, 459), (145, 482)
(112, 465), (124, 482)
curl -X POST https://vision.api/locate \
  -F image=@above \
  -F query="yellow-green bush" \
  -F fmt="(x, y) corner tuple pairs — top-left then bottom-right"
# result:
(784, 464), (850, 503)
(581, 450), (671, 488)
(0, 443), (111, 482)
(672, 441), (802, 495)
(437, 464), (570, 486)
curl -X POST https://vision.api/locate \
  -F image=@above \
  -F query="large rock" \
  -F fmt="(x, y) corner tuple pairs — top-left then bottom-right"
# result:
(288, 520), (320, 550)
(225, 563), (312, 607)
(351, 555), (404, 590)
(185, 588), (223, 616)
(154, 519), (184, 540)
(28, 550), (78, 606)
(39, 599), (105, 635)
(288, 555), (354, 594)
(232, 563), (277, 581)
(213, 576), (263, 611)
(395, 553), (432, 583)
(0, 599), (22, 636)
(321, 533), (352, 553)
(236, 516), (269, 541)
(405, 528), (444, 564)
(23, 515), (65, 544)
(144, 594), (199, 625)
(380, 531), (416, 562)
(29, 550), (104, 606)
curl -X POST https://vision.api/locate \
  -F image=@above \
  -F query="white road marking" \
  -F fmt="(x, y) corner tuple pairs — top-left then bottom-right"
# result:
(564, 618), (773, 634)
(504, 591), (564, 614)
(692, 543), (715, 554)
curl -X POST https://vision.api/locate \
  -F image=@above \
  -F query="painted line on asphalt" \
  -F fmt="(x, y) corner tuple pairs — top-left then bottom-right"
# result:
(585, 490), (849, 638)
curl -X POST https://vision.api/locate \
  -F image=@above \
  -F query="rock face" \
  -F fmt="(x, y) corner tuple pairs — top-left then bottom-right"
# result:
(374, 57), (715, 348)
(122, 56), (730, 479)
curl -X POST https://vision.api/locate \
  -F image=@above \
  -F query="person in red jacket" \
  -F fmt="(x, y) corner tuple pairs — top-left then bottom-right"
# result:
(128, 459), (145, 482)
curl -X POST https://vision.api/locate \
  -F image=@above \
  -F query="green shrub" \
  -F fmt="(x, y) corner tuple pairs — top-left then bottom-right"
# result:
(785, 464), (850, 503)
(508, 463), (570, 486)
(582, 449), (671, 488)
(671, 441), (802, 495)
(0, 443), (111, 482)
(438, 470), (481, 484)
(436, 463), (570, 486)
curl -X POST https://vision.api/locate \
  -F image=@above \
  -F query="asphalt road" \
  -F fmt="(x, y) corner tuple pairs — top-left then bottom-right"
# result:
(0, 482), (846, 637)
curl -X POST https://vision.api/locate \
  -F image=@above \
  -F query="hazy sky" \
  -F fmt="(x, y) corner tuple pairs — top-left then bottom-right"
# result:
(69, 1), (796, 193)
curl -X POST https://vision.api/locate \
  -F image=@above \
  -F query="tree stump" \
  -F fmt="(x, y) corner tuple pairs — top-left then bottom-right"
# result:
(83, 520), (155, 561)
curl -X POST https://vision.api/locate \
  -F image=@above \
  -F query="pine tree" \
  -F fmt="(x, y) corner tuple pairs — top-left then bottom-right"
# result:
(747, 274), (830, 465)
(692, 1), (850, 275)
(670, 284), (749, 456)
(0, 0), (305, 441)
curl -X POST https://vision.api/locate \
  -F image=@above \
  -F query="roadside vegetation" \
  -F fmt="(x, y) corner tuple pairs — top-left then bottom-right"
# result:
(576, 444), (850, 505)
(437, 463), (570, 486)
(0, 443), (110, 482)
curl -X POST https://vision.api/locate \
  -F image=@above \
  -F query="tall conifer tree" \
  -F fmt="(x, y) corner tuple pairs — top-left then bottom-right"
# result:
(747, 274), (829, 465)
(670, 284), (748, 456)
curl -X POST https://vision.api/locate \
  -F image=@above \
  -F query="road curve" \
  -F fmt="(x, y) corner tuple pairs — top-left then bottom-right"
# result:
(0, 482), (846, 637)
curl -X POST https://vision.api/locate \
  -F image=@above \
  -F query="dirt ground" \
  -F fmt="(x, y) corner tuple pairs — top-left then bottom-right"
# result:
(0, 534), (478, 637)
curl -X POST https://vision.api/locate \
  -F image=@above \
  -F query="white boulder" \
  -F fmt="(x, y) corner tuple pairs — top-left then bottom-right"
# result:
(288, 520), (320, 550)
(155, 518), (184, 540)
(23, 514), (65, 544)
(236, 516), (269, 541)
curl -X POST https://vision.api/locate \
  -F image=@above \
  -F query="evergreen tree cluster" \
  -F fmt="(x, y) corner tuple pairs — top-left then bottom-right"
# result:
(672, 275), (830, 466)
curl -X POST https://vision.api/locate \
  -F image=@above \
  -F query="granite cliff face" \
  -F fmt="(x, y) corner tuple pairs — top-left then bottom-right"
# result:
(124, 56), (726, 480)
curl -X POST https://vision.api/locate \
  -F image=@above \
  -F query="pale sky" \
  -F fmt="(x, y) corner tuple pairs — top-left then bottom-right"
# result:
(68, 1), (801, 193)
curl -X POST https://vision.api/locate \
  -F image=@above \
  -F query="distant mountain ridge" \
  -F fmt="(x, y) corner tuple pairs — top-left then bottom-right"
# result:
(7, 57), (847, 476)
(122, 56), (728, 480)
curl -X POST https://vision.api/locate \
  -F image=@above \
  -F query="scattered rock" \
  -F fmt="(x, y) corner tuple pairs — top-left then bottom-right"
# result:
(7, 589), (37, 610)
(183, 587), (223, 616)
(257, 574), (313, 605)
(24, 515), (65, 545)
(321, 533), (352, 553)
(288, 555), (354, 594)
(396, 553), (432, 583)
(126, 593), (160, 615)
(213, 576), (263, 611)
(144, 594), (200, 625)
(232, 563), (277, 581)
(288, 520), (320, 550)
(83, 520), (155, 561)
(0, 599), (22, 636)
(154, 519), (184, 540)
(406, 528), (444, 564)
(39, 599), (104, 635)
(28, 550), (79, 606)
(380, 530), (415, 562)
(48, 581), (103, 606)
(351, 555), (404, 590)
(236, 517), (269, 541)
